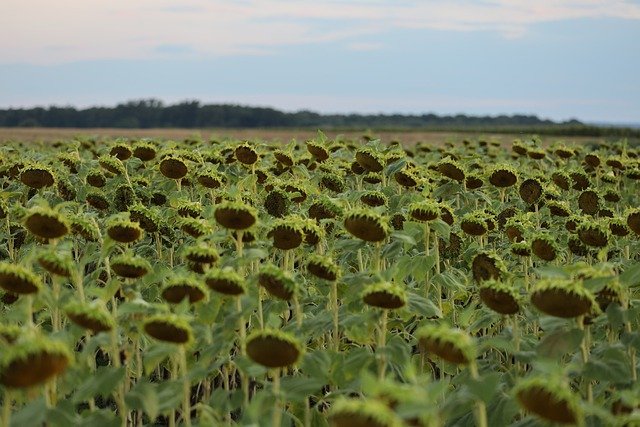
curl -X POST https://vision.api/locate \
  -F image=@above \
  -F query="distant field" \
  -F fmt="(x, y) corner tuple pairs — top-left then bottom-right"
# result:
(0, 127), (606, 146)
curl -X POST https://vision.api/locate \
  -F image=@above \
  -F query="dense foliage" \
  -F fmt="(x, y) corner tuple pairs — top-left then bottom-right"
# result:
(0, 134), (639, 426)
(2, 99), (639, 138)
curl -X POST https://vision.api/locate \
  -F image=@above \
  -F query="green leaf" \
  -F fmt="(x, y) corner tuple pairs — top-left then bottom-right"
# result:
(464, 372), (502, 403)
(72, 366), (126, 404)
(414, 254), (436, 278)
(606, 303), (625, 329)
(536, 328), (584, 358)
(156, 380), (185, 414)
(583, 346), (632, 385)
(430, 219), (451, 240)
(46, 402), (78, 427)
(407, 292), (441, 318)
(78, 410), (121, 427)
(143, 343), (176, 374)
(621, 331), (640, 351)
(301, 350), (332, 383)
(126, 381), (160, 421)
(619, 262), (640, 288)
(9, 397), (47, 427)
(280, 376), (326, 401)
(391, 231), (417, 246)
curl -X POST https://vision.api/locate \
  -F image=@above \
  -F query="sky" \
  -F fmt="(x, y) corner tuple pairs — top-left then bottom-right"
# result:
(1, 0), (639, 123)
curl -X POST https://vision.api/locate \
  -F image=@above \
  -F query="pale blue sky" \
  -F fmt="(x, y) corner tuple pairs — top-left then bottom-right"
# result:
(1, 0), (639, 123)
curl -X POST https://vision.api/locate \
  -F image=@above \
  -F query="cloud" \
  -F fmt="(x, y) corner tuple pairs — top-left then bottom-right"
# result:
(1, 0), (640, 64)
(345, 42), (385, 51)
(154, 44), (194, 55)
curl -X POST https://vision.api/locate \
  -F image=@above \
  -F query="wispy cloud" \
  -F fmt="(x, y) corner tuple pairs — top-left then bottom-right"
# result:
(1, 0), (639, 64)
(345, 42), (385, 52)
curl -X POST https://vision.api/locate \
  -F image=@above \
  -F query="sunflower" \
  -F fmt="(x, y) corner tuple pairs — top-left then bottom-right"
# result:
(531, 279), (597, 318)
(514, 377), (582, 425)
(245, 329), (302, 368)
(344, 209), (390, 243)
(416, 324), (476, 365)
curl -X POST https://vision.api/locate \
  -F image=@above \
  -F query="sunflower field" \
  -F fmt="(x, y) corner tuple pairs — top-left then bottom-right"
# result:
(0, 134), (639, 426)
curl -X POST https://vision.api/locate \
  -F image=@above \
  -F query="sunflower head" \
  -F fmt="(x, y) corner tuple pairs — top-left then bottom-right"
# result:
(531, 278), (597, 318)
(478, 279), (521, 315)
(20, 163), (56, 189)
(408, 200), (440, 223)
(344, 209), (390, 242)
(245, 328), (303, 368)
(514, 377), (582, 425)
(362, 281), (407, 309)
(0, 335), (72, 389)
(161, 274), (209, 304)
(143, 314), (193, 345)
(258, 263), (297, 300)
(65, 300), (115, 333)
(488, 164), (518, 188)
(329, 398), (403, 427)
(37, 249), (74, 277)
(24, 205), (70, 240)
(0, 263), (42, 295)
(416, 324), (476, 365)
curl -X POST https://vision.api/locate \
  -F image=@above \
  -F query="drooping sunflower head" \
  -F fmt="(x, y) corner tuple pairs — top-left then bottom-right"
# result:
(0, 335), (72, 389)
(20, 163), (56, 189)
(214, 200), (258, 230)
(159, 155), (189, 180)
(408, 200), (440, 223)
(258, 263), (297, 300)
(161, 274), (209, 304)
(98, 155), (126, 175)
(0, 263), (42, 295)
(37, 249), (74, 277)
(355, 147), (385, 173)
(362, 281), (407, 310)
(471, 251), (507, 283)
(234, 142), (259, 165)
(530, 232), (561, 262)
(344, 209), (390, 242)
(329, 398), (403, 427)
(478, 279), (521, 315)
(205, 267), (246, 296)
(514, 377), (582, 425)
(143, 314), (193, 345)
(306, 254), (340, 282)
(266, 216), (305, 250)
(488, 164), (518, 188)
(437, 157), (465, 182)
(416, 323), (476, 365)
(110, 253), (152, 279)
(531, 278), (597, 318)
(23, 205), (70, 240)
(106, 214), (144, 243)
(245, 328), (303, 368)
(65, 300), (115, 334)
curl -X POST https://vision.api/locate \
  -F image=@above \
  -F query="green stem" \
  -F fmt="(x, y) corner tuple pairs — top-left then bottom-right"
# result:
(236, 297), (249, 407)
(378, 310), (388, 380)
(5, 217), (14, 261)
(577, 316), (593, 404)
(3, 389), (11, 427)
(469, 361), (488, 427)
(272, 368), (281, 427)
(26, 294), (34, 329)
(424, 225), (431, 300)
(331, 282), (339, 352)
(293, 293), (302, 330)
(180, 346), (191, 426)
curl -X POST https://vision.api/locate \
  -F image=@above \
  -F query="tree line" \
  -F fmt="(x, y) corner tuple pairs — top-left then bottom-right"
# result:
(0, 99), (638, 138)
